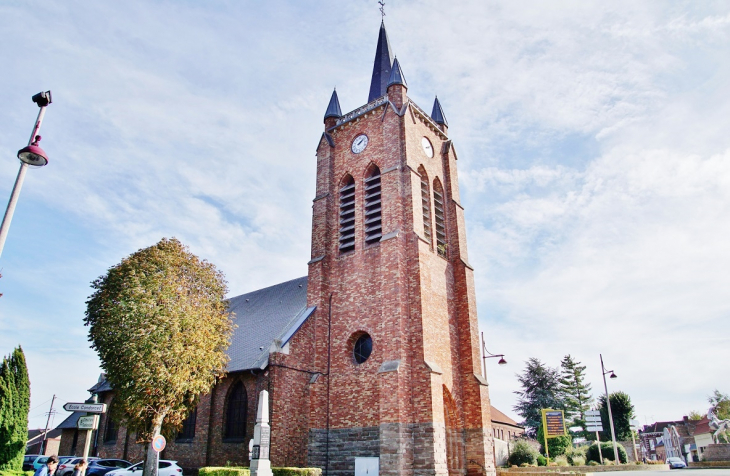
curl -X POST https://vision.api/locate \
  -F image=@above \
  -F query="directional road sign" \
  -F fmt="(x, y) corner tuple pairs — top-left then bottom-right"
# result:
(63, 402), (107, 413)
(77, 415), (98, 430)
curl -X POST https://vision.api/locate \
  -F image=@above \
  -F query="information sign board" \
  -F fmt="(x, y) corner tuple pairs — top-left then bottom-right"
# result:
(77, 415), (98, 430)
(541, 409), (566, 438)
(63, 402), (107, 414)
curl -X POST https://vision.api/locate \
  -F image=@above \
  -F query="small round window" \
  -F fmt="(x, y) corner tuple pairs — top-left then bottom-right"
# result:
(353, 333), (373, 364)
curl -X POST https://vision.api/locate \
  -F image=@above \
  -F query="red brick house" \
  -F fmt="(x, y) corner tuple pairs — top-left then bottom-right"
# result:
(58, 22), (497, 476)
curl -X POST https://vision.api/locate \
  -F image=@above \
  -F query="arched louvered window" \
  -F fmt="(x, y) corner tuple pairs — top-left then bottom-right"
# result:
(224, 381), (247, 440)
(177, 406), (197, 441)
(364, 166), (382, 245)
(103, 405), (118, 443)
(339, 176), (356, 253)
(433, 179), (447, 257)
(418, 167), (432, 243)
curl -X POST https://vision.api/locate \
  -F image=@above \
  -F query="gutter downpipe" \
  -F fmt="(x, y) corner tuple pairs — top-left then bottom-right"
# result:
(325, 293), (333, 476)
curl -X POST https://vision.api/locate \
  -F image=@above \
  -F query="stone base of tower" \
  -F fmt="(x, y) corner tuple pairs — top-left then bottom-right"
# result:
(308, 423), (495, 476)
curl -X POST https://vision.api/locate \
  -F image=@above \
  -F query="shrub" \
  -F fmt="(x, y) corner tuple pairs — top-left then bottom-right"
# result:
(537, 455), (547, 466)
(509, 440), (539, 466)
(200, 468), (250, 476)
(587, 461), (600, 466)
(553, 456), (569, 467)
(273, 469), (322, 476)
(564, 445), (586, 465)
(0, 471), (34, 476)
(585, 442), (627, 464)
(200, 468), (321, 476)
(570, 456), (585, 466)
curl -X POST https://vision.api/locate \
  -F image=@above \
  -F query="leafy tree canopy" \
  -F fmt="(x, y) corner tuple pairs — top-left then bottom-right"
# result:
(598, 391), (635, 441)
(709, 389), (730, 420)
(85, 238), (234, 474)
(0, 347), (30, 471)
(514, 358), (564, 434)
(687, 410), (704, 421)
(559, 354), (593, 425)
(536, 421), (572, 458)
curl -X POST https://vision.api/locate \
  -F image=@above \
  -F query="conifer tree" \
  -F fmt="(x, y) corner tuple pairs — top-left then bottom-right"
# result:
(0, 347), (31, 471)
(513, 358), (564, 435)
(559, 354), (593, 425)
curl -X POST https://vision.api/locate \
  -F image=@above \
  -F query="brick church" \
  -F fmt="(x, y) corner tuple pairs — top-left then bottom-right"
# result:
(58, 22), (499, 476)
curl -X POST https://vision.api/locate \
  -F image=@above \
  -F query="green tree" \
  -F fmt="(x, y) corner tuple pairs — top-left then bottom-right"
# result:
(709, 389), (730, 420)
(0, 347), (30, 471)
(85, 238), (234, 476)
(559, 355), (593, 425)
(514, 358), (564, 435)
(687, 410), (703, 421)
(598, 391), (634, 441)
(536, 421), (572, 458)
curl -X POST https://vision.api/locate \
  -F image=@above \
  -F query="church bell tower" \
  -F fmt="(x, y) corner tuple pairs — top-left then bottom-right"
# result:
(302, 22), (496, 476)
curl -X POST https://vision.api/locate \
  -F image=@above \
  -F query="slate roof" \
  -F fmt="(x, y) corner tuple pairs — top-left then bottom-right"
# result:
(368, 21), (394, 102)
(431, 96), (448, 126)
(387, 58), (407, 88)
(324, 89), (342, 120)
(227, 276), (312, 372)
(55, 411), (85, 430)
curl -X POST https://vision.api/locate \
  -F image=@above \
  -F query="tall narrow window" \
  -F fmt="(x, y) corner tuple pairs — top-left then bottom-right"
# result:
(224, 381), (247, 440)
(419, 167), (432, 243)
(177, 406), (197, 441)
(433, 179), (447, 257)
(364, 167), (382, 245)
(339, 176), (356, 253)
(103, 408), (118, 443)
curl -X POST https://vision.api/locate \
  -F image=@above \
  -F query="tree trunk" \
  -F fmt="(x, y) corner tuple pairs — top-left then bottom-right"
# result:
(143, 412), (167, 476)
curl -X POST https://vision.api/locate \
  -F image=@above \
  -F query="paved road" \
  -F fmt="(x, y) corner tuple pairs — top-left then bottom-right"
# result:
(597, 471), (730, 476)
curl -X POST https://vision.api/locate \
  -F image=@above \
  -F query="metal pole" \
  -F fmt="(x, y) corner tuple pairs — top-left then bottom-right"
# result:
(481, 332), (487, 381)
(601, 354), (620, 464)
(0, 106), (47, 258)
(40, 394), (56, 455)
(596, 431), (603, 464)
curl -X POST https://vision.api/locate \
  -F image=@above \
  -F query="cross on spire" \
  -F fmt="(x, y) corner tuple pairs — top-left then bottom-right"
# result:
(378, 1), (385, 19)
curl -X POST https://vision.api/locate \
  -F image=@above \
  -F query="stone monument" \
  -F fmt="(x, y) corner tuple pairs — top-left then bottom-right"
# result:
(250, 390), (273, 476)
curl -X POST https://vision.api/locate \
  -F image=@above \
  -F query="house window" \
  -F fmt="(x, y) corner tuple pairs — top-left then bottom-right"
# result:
(433, 179), (447, 256)
(177, 406), (197, 441)
(224, 382), (248, 440)
(364, 167), (382, 245)
(339, 176), (356, 253)
(419, 167), (432, 243)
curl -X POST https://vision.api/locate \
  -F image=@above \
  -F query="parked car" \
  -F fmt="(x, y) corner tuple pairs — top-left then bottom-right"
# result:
(57, 457), (100, 476)
(23, 455), (40, 471)
(86, 459), (132, 476)
(107, 461), (183, 476)
(33, 456), (50, 471)
(667, 457), (687, 469)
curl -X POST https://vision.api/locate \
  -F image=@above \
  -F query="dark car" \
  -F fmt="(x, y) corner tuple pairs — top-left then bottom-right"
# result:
(667, 457), (687, 469)
(23, 455), (41, 471)
(87, 459), (133, 476)
(57, 457), (100, 476)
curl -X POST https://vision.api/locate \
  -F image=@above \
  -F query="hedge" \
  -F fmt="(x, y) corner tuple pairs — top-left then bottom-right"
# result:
(585, 442), (628, 464)
(0, 471), (34, 476)
(199, 467), (322, 476)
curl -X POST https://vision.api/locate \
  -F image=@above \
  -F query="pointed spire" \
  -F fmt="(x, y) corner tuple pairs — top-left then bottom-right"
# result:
(387, 57), (407, 88)
(368, 21), (394, 102)
(324, 88), (342, 120)
(431, 96), (448, 126)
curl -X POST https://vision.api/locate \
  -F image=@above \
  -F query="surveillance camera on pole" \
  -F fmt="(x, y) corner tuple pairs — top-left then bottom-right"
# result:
(0, 91), (52, 258)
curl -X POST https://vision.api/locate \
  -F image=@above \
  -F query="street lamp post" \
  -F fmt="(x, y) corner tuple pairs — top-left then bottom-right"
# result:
(481, 331), (507, 382)
(0, 91), (52, 259)
(600, 354), (620, 464)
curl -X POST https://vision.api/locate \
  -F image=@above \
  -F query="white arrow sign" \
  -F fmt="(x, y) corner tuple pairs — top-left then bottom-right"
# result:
(63, 402), (107, 413)
(587, 425), (604, 432)
(77, 415), (98, 430)
(586, 417), (602, 422)
(585, 410), (601, 417)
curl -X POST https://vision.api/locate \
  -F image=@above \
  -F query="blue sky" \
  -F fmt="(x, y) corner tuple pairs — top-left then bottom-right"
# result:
(1, 0), (729, 430)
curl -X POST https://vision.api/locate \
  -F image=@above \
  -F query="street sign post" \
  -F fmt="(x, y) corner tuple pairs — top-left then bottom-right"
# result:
(541, 409), (566, 465)
(77, 415), (98, 430)
(586, 410), (604, 464)
(63, 402), (107, 413)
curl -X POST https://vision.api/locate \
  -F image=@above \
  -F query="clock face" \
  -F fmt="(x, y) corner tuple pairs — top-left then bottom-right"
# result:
(351, 134), (369, 154)
(422, 137), (434, 158)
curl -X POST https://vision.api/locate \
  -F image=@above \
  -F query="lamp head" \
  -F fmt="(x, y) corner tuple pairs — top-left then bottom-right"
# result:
(17, 135), (49, 167)
(32, 91), (52, 108)
(610, 371), (617, 379)
(498, 357), (507, 365)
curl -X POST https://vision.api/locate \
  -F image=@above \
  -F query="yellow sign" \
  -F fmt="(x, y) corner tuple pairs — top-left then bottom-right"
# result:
(541, 409), (566, 438)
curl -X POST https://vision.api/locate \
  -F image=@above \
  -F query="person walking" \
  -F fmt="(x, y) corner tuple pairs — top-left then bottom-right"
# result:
(33, 456), (58, 476)
(72, 460), (87, 476)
